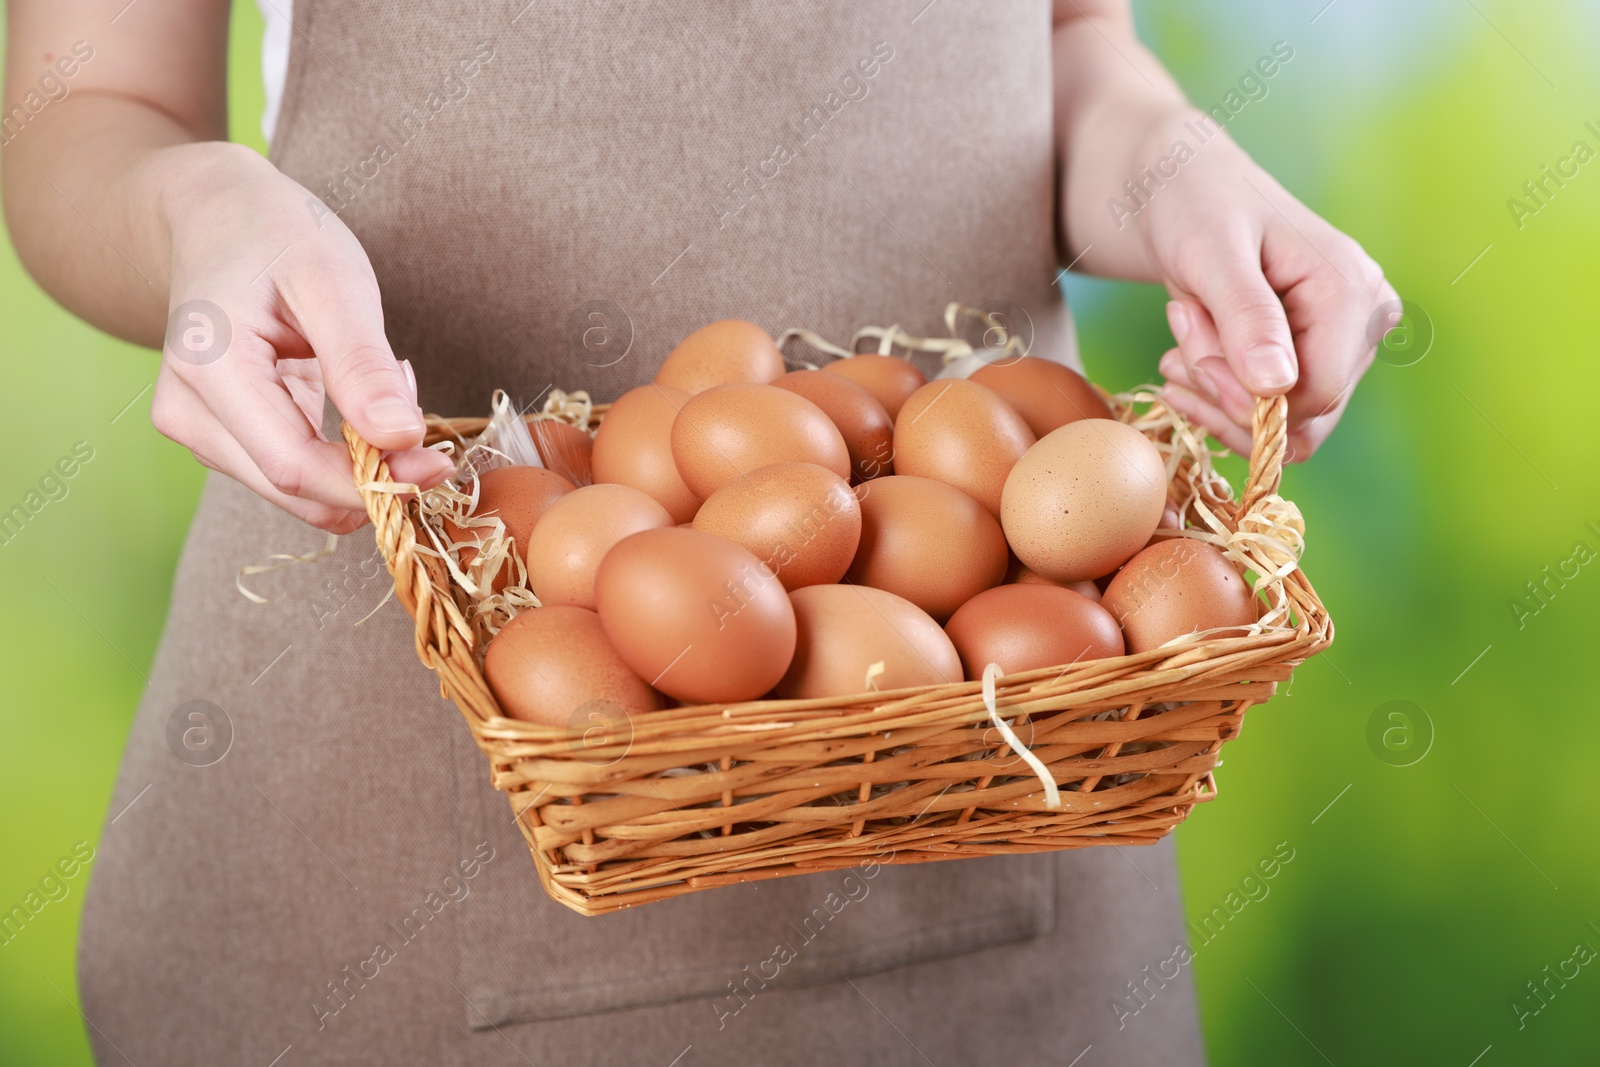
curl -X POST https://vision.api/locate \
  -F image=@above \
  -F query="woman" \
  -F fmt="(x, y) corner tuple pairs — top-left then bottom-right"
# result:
(3, 1), (1393, 1063)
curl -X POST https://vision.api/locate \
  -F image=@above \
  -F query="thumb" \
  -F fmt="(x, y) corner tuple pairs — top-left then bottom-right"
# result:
(1184, 244), (1299, 396)
(281, 268), (423, 450)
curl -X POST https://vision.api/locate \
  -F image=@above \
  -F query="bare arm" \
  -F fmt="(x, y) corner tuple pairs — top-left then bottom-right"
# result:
(1051, 0), (1396, 460)
(3, 0), (450, 529)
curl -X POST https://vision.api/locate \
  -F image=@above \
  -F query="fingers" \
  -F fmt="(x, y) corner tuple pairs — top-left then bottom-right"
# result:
(275, 256), (426, 452)
(1268, 225), (1389, 430)
(152, 367), (369, 533)
(1159, 380), (1253, 456)
(177, 334), (373, 511)
(1178, 235), (1299, 395)
(1164, 298), (1256, 428)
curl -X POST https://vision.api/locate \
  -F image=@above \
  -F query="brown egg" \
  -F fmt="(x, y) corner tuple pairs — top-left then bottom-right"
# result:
(483, 606), (662, 726)
(693, 462), (861, 590)
(776, 584), (961, 699)
(968, 357), (1114, 437)
(1102, 538), (1259, 653)
(821, 353), (927, 419)
(670, 384), (851, 499)
(893, 379), (1035, 516)
(771, 369), (894, 482)
(444, 465), (575, 591)
(529, 418), (594, 486)
(1005, 557), (1102, 602)
(654, 319), (785, 395)
(594, 527), (797, 704)
(524, 483), (673, 609)
(944, 584), (1124, 679)
(1001, 419), (1167, 582)
(847, 475), (1007, 620)
(590, 384), (700, 523)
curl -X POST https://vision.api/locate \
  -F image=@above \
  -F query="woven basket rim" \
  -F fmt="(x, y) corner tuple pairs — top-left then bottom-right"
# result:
(342, 390), (1329, 736)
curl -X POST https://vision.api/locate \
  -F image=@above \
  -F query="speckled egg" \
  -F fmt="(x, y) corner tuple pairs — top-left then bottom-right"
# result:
(1000, 419), (1167, 582)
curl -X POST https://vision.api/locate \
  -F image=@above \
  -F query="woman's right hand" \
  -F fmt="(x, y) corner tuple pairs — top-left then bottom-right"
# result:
(150, 142), (454, 532)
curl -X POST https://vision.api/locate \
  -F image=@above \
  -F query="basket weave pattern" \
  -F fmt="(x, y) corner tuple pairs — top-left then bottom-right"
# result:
(344, 393), (1331, 916)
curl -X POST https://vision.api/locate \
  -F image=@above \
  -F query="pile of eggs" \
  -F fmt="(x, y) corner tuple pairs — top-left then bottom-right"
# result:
(468, 319), (1260, 727)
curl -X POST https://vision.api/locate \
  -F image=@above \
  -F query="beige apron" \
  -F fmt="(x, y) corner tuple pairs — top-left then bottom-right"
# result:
(77, 3), (1205, 1063)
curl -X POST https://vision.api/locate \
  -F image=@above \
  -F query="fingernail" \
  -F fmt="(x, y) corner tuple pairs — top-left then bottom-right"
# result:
(366, 396), (424, 435)
(1244, 343), (1297, 391)
(399, 359), (418, 401)
(1166, 301), (1191, 344)
(1190, 361), (1219, 401)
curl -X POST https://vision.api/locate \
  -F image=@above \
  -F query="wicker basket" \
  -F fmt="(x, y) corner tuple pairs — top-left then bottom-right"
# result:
(343, 390), (1330, 916)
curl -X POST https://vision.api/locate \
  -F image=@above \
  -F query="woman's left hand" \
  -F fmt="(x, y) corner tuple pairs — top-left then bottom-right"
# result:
(1130, 118), (1398, 460)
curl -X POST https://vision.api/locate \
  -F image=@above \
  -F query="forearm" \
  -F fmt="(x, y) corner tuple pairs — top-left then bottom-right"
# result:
(1, 93), (218, 346)
(1051, 6), (1204, 279)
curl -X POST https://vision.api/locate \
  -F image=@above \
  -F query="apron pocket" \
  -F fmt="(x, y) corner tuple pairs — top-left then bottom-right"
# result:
(450, 729), (1056, 1028)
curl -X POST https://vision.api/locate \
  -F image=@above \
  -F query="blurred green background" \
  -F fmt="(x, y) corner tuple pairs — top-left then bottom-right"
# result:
(3, 1), (1597, 1063)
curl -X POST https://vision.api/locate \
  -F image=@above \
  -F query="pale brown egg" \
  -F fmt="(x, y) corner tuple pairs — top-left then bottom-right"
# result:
(529, 418), (594, 486)
(670, 383), (851, 499)
(524, 483), (673, 609)
(821, 353), (927, 419)
(771, 369), (894, 482)
(594, 527), (796, 703)
(776, 584), (961, 699)
(968, 357), (1114, 437)
(1005, 557), (1102, 602)
(847, 475), (1008, 620)
(444, 465), (575, 592)
(590, 383), (700, 523)
(1001, 419), (1167, 582)
(944, 584), (1124, 680)
(693, 462), (861, 590)
(892, 379), (1035, 517)
(654, 319), (785, 394)
(483, 606), (662, 725)
(1102, 538), (1258, 653)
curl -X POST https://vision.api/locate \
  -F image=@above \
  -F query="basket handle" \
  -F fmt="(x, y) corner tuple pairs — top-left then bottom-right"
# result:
(1238, 394), (1289, 521)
